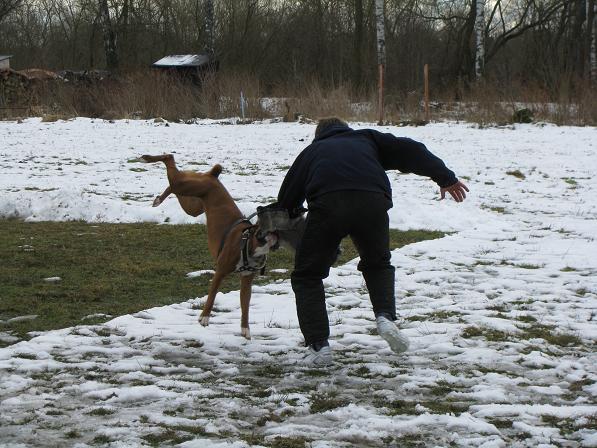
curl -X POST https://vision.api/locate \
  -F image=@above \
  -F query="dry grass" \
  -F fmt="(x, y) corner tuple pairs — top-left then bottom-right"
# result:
(5, 71), (596, 125)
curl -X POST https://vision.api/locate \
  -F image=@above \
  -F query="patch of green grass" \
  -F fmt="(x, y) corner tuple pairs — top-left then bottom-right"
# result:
(428, 379), (456, 396)
(428, 310), (462, 320)
(481, 204), (506, 213)
(268, 436), (310, 448)
(560, 266), (577, 272)
(382, 399), (418, 415)
(64, 429), (80, 439)
(516, 263), (542, 269)
(168, 424), (206, 436)
(522, 323), (582, 347)
(86, 407), (115, 416)
(382, 398), (468, 416)
(309, 392), (349, 413)
(184, 339), (204, 349)
(256, 412), (283, 427)
(0, 220), (443, 341)
(461, 326), (509, 342)
(541, 415), (577, 434)
(255, 364), (284, 377)
(568, 377), (594, 392)
(506, 170), (526, 180)
(487, 304), (508, 313)
(142, 429), (193, 446)
(354, 365), (371, 376)
(562, 177), (577, 186)
(163, 405), (185, 416)
(424, 400), (469, 415)
(92, 434), (113, 444)
(487, 418), (513, 429)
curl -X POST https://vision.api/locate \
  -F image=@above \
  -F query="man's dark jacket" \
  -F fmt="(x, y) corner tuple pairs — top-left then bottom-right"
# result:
(277, 124), (457, 211)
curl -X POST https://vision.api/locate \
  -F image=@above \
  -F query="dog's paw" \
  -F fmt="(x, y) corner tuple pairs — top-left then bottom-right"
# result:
(152, 196), (163, 207)
(199, 315), (210, 327)
(241, 327), (251, 340)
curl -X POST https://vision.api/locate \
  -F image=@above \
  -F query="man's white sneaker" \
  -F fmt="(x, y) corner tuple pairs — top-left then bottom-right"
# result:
(376, 316), (409, 354)
(303, 345), (333, 367)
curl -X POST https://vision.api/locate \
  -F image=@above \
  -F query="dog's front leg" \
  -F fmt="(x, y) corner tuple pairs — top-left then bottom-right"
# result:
(199, 271), (225, 326)
(239, 273), (255, 339)
(153, 185), (172, 207)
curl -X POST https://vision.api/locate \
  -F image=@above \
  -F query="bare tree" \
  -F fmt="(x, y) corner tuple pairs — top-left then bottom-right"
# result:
(98, 0), (118, 70)
(589, 0), (597, 81)
(0, 0), (22, 23)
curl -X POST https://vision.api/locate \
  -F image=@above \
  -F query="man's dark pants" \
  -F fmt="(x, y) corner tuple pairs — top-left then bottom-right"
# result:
(291, 190), (396, 346)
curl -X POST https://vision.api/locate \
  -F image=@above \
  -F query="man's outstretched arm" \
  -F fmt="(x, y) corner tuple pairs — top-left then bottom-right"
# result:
(369, 130), (469, 201)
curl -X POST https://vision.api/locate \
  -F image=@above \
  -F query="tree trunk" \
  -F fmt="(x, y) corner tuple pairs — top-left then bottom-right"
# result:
(590, 0), (597, 81)
(354, 0), (364, 90)
(204, 0), (214, 56)
(375, 0), (385, 124)
(474, 0), (485, 79)
(98, 0), (118, 70)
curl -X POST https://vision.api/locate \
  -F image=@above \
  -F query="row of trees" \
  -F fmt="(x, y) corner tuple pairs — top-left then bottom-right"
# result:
(1, 0), (596, 95)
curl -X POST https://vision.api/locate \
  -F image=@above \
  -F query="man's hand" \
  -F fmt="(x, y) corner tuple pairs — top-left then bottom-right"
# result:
(440, 180), (469, 202)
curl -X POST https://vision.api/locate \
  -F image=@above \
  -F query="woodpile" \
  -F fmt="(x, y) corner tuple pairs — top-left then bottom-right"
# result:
(0, 68), (31, 108)
(18, 68), (58, 81)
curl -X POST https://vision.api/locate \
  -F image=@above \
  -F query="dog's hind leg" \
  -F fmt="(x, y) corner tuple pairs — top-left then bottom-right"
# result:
(199, 270), (225, 327)
(140, 154), (182, 186)
(140, 154), (174, 164)
(239, 274), (255, 340)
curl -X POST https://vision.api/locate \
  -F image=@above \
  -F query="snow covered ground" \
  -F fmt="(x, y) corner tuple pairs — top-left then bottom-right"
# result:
(0, 118), (596, 447)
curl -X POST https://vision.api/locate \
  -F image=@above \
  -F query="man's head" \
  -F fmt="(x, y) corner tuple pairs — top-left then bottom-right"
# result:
(314, 117), (348, 139)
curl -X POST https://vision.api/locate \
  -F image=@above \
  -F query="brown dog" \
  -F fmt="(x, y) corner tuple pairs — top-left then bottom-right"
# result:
(141, 154), (277, 339)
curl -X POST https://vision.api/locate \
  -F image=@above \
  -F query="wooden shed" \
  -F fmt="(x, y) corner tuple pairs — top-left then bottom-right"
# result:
(151, 54), (217, 82)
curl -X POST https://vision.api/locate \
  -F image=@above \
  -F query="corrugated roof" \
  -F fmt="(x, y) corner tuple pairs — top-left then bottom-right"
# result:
(152, 54), (210, 67)
(0, 55), (13, 61)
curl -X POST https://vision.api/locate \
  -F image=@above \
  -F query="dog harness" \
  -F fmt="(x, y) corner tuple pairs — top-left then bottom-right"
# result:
(218, 218), (267, 275)
(236, 226), (267, 275)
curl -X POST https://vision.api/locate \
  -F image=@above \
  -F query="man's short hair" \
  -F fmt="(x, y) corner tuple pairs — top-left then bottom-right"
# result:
(315, 117), (348, 139)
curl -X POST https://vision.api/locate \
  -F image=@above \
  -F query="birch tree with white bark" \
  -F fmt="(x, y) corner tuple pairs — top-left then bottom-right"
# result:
(98, 0), (118, 70)
(375, 0), (386, 123)
(474, 0), (485, 79)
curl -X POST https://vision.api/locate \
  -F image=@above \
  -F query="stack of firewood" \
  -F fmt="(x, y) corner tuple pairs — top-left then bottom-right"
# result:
(0, 68), (31, 108)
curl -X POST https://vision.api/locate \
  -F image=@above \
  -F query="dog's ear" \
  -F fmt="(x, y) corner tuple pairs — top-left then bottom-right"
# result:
(209, 164), (222, 178)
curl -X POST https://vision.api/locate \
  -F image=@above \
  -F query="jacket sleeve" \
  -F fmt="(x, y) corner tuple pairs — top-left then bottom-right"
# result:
(369, 130), (458, 188)
(277, 147), (311, 212)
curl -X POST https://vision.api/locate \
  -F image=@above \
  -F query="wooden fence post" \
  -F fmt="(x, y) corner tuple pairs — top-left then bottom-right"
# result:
(424, 64), (430, 122)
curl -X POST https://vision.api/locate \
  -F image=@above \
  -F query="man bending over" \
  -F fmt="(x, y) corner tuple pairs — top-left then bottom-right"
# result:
(277, 117), (469, 366)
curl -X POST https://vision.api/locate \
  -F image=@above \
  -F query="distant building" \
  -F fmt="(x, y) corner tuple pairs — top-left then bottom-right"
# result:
(0, 55), (12, 70)
(151, 54), (217, 82)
